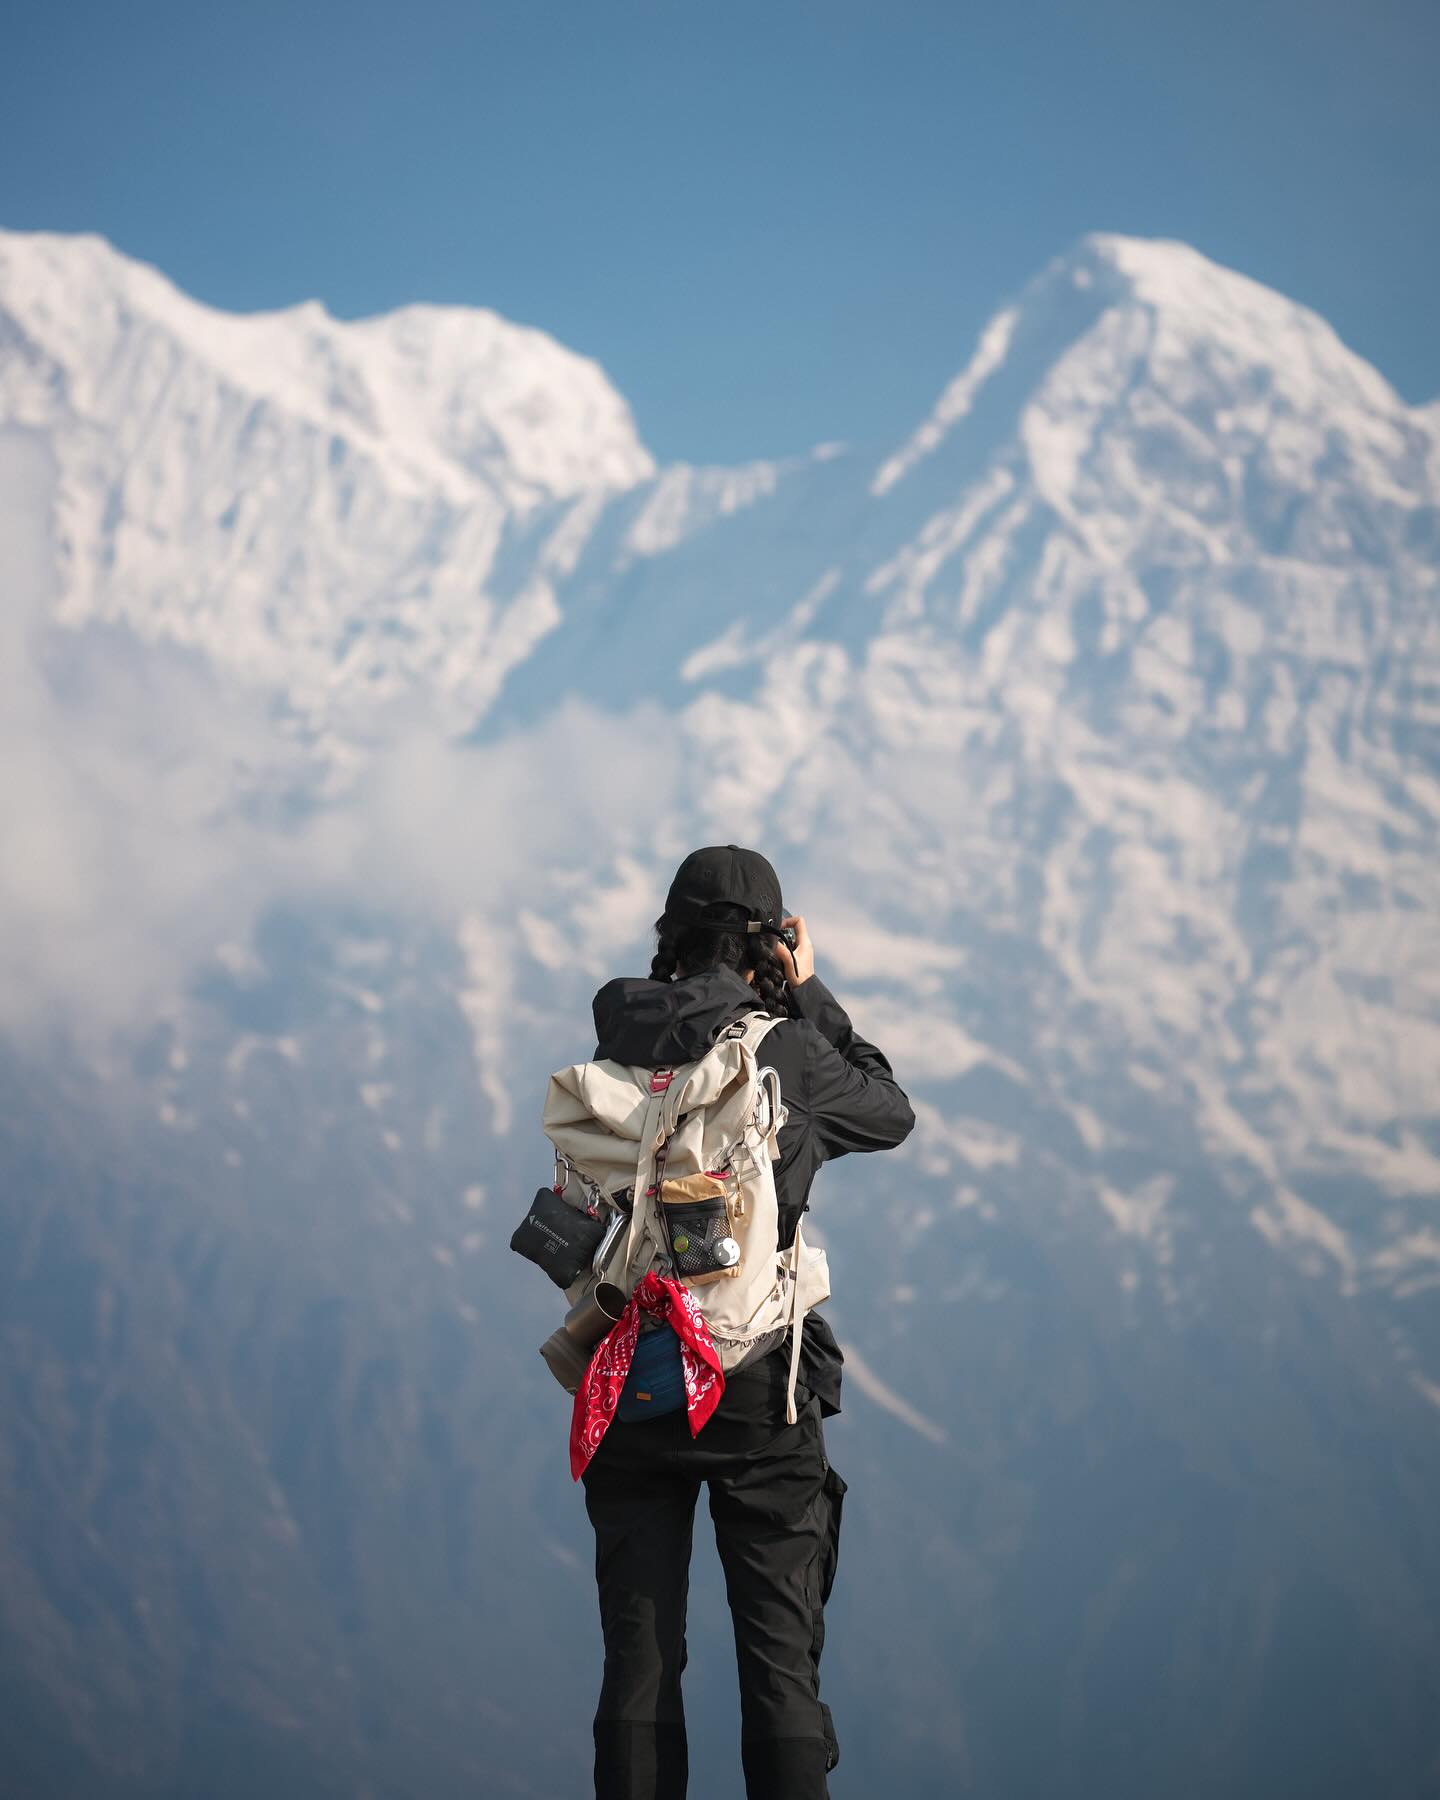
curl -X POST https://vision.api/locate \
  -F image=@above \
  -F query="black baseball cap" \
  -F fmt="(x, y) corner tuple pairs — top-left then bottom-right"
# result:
(663, 845), (785, 934)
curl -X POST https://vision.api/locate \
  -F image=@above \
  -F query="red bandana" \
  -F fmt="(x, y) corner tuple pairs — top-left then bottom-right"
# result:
(570, 1271), (725, 1480)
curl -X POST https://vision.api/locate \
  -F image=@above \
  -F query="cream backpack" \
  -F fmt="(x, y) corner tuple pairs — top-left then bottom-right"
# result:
(542, 1011), (830, 1424)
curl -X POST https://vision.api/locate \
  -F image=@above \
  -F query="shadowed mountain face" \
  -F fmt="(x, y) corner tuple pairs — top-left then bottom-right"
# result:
(1, 229), (1438, 1799)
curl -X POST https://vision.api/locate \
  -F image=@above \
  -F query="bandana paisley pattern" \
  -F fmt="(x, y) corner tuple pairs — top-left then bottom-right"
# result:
(570, 1271), (725, 1480)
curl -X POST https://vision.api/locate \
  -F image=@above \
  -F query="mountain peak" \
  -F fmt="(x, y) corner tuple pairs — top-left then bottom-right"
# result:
(1059, 232), (1398, 410)
(0, 227), (654, 503)
(873, 233), (1404, 498)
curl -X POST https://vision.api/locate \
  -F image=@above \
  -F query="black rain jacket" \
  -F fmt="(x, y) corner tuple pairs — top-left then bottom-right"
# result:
(591, 965), (916, 1417)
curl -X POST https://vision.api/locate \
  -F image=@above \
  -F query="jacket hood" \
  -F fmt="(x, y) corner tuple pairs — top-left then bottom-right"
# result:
(592, 968), (760, 1067)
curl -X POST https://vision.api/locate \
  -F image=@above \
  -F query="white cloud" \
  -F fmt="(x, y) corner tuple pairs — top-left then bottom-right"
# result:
(1, 431), (323, 1035)
(0, 429), (690, 1043)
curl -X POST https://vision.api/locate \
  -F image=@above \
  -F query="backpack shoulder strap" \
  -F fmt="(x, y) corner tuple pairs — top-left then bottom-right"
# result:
(729, 1011), (810, 1422)
(714, 1010), (788, 1152)
(722, 1009), (786, 1055)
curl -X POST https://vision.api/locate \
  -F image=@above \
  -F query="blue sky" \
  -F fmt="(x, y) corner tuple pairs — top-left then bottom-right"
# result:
(3, 0), (1437, 465)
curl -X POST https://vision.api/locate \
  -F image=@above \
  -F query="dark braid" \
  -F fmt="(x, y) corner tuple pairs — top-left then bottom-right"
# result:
(649, 909), (792, 1020)
(749, 939), (790, 1019)
(648, 933), (681, 984)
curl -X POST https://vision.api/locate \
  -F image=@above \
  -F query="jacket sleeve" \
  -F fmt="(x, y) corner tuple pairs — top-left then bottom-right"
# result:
(790, 975), (915, 1161)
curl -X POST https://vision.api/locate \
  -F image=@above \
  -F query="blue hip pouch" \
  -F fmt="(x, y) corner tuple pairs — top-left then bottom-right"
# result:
(617, 1327), (687, 1422)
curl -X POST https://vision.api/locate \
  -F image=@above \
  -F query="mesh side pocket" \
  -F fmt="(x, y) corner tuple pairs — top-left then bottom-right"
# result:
(661, 1194), (739, 1282)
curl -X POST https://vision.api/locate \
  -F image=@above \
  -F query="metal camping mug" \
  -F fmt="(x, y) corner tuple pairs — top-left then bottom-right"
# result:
(539, 1326), (591, 1394)
(563, 1279), (628, 1348)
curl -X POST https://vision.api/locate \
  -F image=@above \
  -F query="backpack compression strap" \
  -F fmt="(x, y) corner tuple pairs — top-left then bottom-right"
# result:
(784, 1220), (807, 1426)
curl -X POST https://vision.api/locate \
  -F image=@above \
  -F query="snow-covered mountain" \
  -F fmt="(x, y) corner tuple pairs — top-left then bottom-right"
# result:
(2, 228), (1439, 1799)
(0, 228), (652, 725)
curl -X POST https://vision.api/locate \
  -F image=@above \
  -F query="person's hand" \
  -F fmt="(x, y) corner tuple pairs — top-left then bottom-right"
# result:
(774, 915), (815, 987)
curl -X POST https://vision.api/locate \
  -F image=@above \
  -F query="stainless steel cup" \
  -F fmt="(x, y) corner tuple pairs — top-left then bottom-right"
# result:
(539, 1326), (593, 1394)
(563, 1279), (628, 1347)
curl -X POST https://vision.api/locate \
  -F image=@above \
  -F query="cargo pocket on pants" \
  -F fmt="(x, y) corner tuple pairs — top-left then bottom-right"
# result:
(817, 1462), (846, 1608)
(812, 1459), (846, 1772)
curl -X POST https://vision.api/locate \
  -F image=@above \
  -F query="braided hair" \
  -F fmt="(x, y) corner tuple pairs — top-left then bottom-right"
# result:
(649, 904), (791, 1019)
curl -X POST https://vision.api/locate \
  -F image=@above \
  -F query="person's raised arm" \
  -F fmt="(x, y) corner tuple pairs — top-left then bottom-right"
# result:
(775, 916), (916, 1160)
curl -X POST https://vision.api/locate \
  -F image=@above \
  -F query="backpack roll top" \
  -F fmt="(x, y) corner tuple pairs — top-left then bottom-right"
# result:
(542, 1059), (659, 1199)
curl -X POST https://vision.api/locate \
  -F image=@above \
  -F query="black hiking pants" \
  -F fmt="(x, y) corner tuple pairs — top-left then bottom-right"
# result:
(581, 1378), (845, 1800)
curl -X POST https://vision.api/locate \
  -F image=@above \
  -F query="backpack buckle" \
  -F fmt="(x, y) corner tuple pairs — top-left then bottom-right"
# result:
(649, 1070), (674, 1094)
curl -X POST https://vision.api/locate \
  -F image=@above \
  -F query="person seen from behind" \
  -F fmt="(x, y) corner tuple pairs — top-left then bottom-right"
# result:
(547, 845), (915, 1800)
